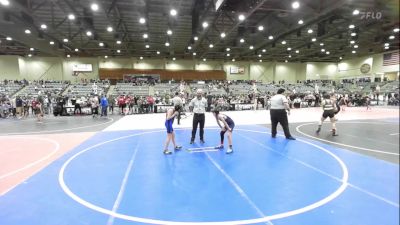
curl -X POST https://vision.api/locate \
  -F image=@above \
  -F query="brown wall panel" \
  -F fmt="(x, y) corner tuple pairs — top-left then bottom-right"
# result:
(99, 69), (226, 81)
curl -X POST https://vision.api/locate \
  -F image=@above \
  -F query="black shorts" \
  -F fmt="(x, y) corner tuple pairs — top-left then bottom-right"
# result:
(322, 110), (335, 118)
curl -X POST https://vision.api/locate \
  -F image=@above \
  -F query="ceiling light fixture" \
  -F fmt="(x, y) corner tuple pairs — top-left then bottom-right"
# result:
(139, 17), (146, 24)
(321, 49), (325, 52)
(40, 24), (47, 29)
(354, 45), (358, 48)
(74, 48), (78, 52)
(143, 33), (148, 39)
(0, 0), (10, 6)
(394, 28), (400, 33)
(240, 38), (245, 43)
(268, 35), (274, 40)
(145, 44), (150, 48)
(227, 53), (230, 56)
(311, 38), (317, 42)
(220, 32), (226, 38)
(326, 51), (330, 55)
(259, 59), (263, 62)
(258, 54), (262, 57)
(172, 57), (176, 61)
(25, 29), (31, 34)
(63, 38), (68, 43)
(28, 54), (32, 57)
(298, 20), (303, 25)
(353, 9), (360, 15)
(165, 42), (170, 47)
(295, 50), (299, 53)
(209, 44), (214, 48)
(262, 49), (266, 52)
(351, 32), (357, 36)
(157, 51), (160, 54)
(389, 35), (395, 39)
(226, 48), (230, 51)
(349, 24), (355, 29)
(140, 56), (143, 60)
(350, 40), (355, 44)
(188, 46), (192, 50)
(68, 14), (75, 20)
(193, 52), (197, 56)
(292, 1), (300, 9)
(86, 31), (92, 36)
(352, 50), (356, 53)
(66, 54), (70, 58)
(49, 41), (54, 45)
(384, 43), (389, 46)
(249, 45), (254, 49)
(238, 14), (245, 21)
(281, 40), (287, 44)
(167, 29), (173, 35)
(320, 43), (324, 46)
(203, 58), (206, 61)
(287, 47), (292, 51)
(170, 9), (177, 16)
(107, 26), (113, 32)
(202, 22), (208, 28)
(116, 40), (121, 44)
(307, 29), (313, 34)
(91, 3), (99, 11)
(29, 48), (34, 51)
(194, 36), (198, 41)
(384, 46), (389, 49)
(99, 42), (104, 47)
(232, 59), (235, 62)
(117, 50), (121, 53)
(258, 25), (264, 31)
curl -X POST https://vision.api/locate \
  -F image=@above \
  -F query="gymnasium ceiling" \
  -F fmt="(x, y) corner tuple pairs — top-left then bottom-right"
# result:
(0, 0), (399, 62)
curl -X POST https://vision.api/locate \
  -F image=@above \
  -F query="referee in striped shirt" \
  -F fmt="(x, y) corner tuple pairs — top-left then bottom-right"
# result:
(189, 89), (207, 144)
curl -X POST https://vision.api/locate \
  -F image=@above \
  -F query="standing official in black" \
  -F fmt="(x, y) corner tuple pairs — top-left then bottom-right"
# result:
(270, 88), (296, 140)
(189, 89), (207, 144)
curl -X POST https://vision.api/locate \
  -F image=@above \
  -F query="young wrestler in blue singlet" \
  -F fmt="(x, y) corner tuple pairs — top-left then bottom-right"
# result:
(163, 105), (182, 155)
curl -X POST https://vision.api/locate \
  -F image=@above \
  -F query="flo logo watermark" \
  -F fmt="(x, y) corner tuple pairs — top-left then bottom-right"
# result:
(360, 11), (382, 19)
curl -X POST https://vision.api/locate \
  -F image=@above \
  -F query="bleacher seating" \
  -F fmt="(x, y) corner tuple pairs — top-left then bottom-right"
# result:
(67, 83), (108, 96)
(18, 82), (68, 97)
(113, 83), (149, 96)
(0, 83), (24, 97)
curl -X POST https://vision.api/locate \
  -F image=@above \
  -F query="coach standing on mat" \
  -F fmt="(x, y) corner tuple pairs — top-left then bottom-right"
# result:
(189, 89), (207, 144)
(270, 88), (296, 140)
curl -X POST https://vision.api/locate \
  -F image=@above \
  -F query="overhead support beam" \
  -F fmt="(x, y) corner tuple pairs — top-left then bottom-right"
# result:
(0, 15), (64, 56)
(240, 0), (348, 57)
(32, 0), (48, 12)
(199, 0), (268, 58)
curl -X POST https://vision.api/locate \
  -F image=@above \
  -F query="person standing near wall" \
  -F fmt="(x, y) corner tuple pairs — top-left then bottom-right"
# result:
(189, 89), (207, 144)
(269, 88), (296, 140)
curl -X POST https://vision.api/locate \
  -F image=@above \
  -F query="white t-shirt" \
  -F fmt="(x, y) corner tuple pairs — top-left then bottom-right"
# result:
(270, 94), (288, 109)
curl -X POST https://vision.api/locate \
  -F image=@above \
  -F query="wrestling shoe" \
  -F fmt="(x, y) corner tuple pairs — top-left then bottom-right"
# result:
(163, 150), (172, 155)
(215, 145), (224, 149)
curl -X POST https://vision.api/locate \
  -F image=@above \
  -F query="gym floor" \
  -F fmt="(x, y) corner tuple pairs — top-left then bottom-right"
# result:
(0, 107), (398, 225)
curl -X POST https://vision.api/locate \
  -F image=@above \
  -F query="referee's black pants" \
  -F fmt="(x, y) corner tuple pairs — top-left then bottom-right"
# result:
(270, 109), (292, 138)
(191, 113), (205, 141)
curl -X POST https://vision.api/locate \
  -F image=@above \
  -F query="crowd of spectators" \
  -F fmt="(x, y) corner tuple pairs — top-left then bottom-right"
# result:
(1, 78), (398, 119)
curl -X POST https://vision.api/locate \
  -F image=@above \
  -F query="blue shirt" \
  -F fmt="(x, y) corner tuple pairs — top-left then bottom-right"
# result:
(100, 97), (108, 107)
